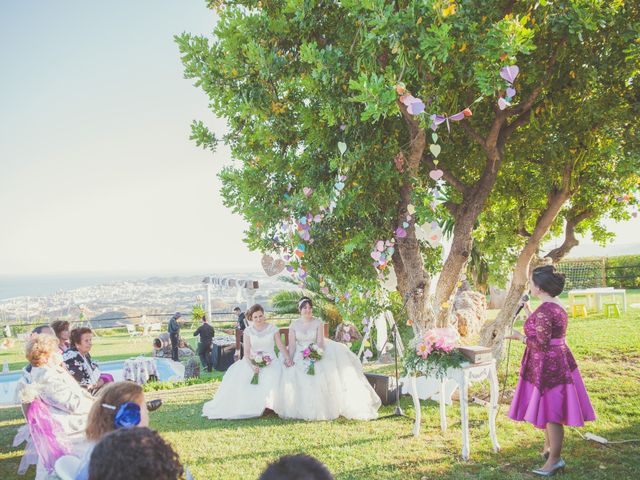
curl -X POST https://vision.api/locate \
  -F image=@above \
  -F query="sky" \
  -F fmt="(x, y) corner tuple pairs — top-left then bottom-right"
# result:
(0, 1), (637, 278)
(0, 0), (262, 276)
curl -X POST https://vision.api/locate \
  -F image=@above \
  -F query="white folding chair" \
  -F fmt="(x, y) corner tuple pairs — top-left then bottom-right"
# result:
(55, 455), (82, 480)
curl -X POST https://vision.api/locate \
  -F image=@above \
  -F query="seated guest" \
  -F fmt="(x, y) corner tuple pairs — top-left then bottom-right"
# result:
(260, 454), (334, 480)
(89, 427), (185, 480)
(51, 320), (71, 353)
(22, 335), (94, 452)
(23, 325), (55, 376)
(75, 381), (151, 480)
(63, 328), (113, 394)
(152, 332), (194, 360)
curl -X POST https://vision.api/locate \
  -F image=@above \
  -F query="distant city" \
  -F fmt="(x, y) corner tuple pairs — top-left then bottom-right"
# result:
(0, 273), (297, 325)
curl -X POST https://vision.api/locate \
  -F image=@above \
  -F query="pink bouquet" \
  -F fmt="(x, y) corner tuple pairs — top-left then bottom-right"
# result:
(415, 328), (458, 359)
(302, 343), (323, 375)
(250, 351), (272, 384)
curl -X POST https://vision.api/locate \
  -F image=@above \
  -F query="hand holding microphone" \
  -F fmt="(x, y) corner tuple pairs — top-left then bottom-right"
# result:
(514, 293), (530, 317)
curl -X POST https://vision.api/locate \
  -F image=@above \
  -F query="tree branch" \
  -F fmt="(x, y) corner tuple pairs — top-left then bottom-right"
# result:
(545, 209), (593, 263)
(459, 120), (486, 148)
(423, 156), (467, 193)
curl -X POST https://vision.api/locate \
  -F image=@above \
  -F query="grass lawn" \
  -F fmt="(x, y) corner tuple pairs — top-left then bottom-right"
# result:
(1, 295), (639, 479)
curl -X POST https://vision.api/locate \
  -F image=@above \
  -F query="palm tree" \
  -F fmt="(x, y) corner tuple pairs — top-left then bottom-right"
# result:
(270, 276), (343, 334)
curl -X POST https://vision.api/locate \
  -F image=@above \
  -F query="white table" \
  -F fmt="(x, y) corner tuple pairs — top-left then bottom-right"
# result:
(568, 288), (627, 313)
(407, 360), (500, 461)
(123, 357), (158, 384)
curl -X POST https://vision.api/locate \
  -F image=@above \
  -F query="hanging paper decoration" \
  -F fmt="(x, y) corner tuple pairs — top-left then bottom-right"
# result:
(498, 65), (519, 110)
(371, 239), (396, 278)
(260, 254), (286, 276)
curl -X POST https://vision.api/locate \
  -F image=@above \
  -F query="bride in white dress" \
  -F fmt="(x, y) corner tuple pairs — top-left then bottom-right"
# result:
(202, 304), (292, 419)
(274, 297), (381, 421)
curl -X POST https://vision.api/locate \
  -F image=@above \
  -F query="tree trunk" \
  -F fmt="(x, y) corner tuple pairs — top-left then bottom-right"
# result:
(480, 182), (572, 362)
(434, 150), (503, 327)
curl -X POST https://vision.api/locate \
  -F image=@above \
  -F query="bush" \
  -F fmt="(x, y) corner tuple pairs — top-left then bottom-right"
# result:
(605, 255), (640, 288)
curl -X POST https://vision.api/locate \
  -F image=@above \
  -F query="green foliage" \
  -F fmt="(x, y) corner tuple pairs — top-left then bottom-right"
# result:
(606, 255), (640, 288)
(177, 0), (639, 308)
(191, 304), (206, 322)
(403, 344), (467, 380)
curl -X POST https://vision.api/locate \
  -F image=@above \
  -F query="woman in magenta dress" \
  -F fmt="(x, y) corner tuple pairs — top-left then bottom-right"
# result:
(507, 265), (595, 477)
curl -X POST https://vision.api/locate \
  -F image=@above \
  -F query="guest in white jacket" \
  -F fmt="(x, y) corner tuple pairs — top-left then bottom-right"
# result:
(16, 335), (94, 478)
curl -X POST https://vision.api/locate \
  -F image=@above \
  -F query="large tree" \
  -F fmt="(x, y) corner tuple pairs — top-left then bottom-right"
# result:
(178, 0), (637, 332)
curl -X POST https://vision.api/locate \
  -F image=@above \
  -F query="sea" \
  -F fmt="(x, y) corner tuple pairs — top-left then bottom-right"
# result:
(0, 273), (162, 300)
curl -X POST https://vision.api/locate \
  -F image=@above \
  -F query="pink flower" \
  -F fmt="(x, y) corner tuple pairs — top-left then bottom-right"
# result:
(416, 342), (432, 359)
(303, 348), (311, 357)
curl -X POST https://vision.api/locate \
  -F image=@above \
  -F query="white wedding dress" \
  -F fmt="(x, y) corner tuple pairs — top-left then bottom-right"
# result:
(274, 318), (381, 421)
(202, 323), (282, 419)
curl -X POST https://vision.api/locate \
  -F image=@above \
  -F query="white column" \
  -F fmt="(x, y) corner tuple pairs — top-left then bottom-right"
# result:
(205, 282), (212, 324)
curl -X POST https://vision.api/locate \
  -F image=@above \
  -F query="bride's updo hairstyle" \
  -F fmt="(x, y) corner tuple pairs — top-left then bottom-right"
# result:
(246, 304), (264, 321)
(298, 297), (313, 312)
(531, 265), (566, 297)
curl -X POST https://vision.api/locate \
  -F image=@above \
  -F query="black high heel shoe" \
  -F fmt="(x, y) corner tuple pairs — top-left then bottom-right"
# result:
(146, 399), (163, 412)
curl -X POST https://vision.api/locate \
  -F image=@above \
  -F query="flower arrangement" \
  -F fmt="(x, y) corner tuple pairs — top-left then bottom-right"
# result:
(249, 352), (272, 384)
(302, 343), (323, 375)
(404, 327), (466, 379)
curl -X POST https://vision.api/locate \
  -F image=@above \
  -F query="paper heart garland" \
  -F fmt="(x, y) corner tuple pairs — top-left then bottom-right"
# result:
(261, 254), (286, 276)
(338, 142), (347, 155)
(429, 144), (441, 158)
(429, 169), (444, 181)
(500, 65), (520, 84)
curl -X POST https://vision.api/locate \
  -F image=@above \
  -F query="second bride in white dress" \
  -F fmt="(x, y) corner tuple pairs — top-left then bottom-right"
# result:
(274, 297), (381, 421)
(202, 304), (292, 419)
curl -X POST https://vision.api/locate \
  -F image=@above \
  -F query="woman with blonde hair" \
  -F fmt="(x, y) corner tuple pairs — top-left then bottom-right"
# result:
(75, 381), (150, 480)
(16, 334), (94, 477)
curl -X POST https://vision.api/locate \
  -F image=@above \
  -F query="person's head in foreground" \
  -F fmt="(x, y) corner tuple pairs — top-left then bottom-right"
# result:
(298, 297), (313, 319)
(530, 265), (566, 297)
(246, 304), (265, 326)
(26, 334), (61, 368)
(30, 324), (53, 339)
(89, 427), (184, 480)
(86, 381), (149, 441)
(259, 454), (334, 480)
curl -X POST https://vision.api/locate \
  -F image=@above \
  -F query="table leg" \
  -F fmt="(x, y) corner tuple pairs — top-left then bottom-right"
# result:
(488, 365), (501, 453)
(622, 292), (627, 312)
(439, 380), (447, 432)
(459, 376), (470, 461)
(410, 376), (421, 437)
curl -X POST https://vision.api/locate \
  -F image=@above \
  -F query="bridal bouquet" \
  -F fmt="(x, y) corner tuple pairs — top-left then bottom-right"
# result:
(302, 343), (323, 375)
(404, 327), (466, 379)
(250, 352), (272, 384)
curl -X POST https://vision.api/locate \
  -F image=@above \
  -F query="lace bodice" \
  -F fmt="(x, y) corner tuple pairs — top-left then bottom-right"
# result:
(291, 318), (322, 349)
(245, 323), (277, 356)
(520, 302), (578, 393)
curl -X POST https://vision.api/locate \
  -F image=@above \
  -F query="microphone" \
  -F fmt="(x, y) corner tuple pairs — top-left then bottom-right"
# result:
(514, 294), (530, 317)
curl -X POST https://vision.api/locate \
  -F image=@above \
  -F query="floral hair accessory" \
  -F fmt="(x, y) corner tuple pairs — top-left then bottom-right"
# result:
(102, 401), (141, 428)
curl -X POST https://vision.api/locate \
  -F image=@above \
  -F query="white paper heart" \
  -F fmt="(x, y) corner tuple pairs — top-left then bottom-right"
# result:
(432, 133), (438, 143)
(338, 142), (347, 155)
(429, 144), (441, 158)
(407, 204), (416, 215)
(429, 169), (444, 181)
(303, 187), (313, 197)
(261, 254), (286, 276)
(498, 97), (510, 110)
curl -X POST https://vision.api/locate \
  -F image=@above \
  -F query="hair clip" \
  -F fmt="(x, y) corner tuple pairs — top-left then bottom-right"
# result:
(102, 402), (141, 428)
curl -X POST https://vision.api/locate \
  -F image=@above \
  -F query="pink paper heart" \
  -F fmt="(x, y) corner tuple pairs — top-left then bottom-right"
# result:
(395, 227), (407, 238)
(303, 187), (313, 197)
(429, 169), (444, 181)
(371, 251), (382, 261)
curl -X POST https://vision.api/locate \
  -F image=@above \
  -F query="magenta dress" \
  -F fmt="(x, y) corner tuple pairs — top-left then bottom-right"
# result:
(508, 302), (596, 429)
